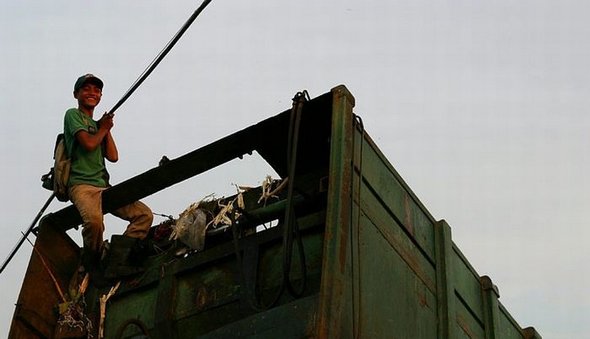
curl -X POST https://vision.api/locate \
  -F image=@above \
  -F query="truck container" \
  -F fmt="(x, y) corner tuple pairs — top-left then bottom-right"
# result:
(9, 85), (541, 338)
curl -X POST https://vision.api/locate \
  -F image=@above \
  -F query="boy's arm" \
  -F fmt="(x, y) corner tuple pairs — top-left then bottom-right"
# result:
(75, 113), (119, 162)
(102, 130), (119, 163)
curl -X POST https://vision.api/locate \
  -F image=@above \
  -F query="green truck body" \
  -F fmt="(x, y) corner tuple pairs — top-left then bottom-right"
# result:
(9, 85), (540, 338)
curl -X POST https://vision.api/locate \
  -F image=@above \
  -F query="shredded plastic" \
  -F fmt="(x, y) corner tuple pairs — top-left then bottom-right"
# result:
(57, 273), (93, 337)
(258, 176), (288, 205)
(57, 300), (93, 337)
(170, 185), (246, 251)
(98, 281), (121, 339)
(170, 201), (209, 251)
(170, 176), (285, 251)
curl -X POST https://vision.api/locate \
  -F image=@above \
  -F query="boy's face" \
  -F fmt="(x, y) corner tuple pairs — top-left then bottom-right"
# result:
(74, 83), (102, 110)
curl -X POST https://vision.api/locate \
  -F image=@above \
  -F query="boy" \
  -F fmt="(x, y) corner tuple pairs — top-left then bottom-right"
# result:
(64, 74), (153, 281)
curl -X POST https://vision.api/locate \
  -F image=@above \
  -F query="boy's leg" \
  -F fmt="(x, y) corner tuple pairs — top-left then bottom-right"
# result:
(69, 185), (111, 286)
(111, 201), (153, 240)
(105, 201), (153, 278)
(69, 184), (105, 253)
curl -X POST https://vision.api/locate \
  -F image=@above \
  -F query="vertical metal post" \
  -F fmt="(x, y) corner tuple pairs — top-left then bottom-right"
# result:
(481, 275), (501, 339)
(434, 220), (458, 339)
(316, 85), (356, 338)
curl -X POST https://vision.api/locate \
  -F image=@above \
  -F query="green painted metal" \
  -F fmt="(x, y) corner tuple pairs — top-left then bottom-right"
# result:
(9, 85), (540, 338)
(435, 220), (458, 339)
(316, 85), (355, 338)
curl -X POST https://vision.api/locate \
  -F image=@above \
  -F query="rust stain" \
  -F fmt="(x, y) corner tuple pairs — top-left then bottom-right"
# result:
(372, 216), (436, 293)
(305, 309), (318, 338)
(195, 286), (210, 310)
(403, 193), (414, 236)
(457, 314), (476, 339)
(417, 290), (429, 309)
(338, 223), (349, 273)
(338, 183), (351, 273)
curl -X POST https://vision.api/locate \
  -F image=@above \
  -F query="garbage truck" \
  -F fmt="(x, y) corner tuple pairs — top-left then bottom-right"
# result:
(9, 85), (541, 338)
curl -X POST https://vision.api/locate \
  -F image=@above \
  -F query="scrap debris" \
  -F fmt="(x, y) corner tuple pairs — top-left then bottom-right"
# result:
(170, 200), (209, 251)
(209, 184), (246, 227)
(258, 176), (288, 205)
(170, 176), (286, 253)
(170, 185), (246, 252)
(56, 273), (93, 337)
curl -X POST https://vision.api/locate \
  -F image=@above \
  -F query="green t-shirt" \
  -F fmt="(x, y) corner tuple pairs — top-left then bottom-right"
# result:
(63, 108), (110, 187)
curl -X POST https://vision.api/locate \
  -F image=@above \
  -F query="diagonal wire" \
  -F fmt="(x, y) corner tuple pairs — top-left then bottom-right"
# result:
(109, 0), (214, 115)
(24, 234), (67, 303)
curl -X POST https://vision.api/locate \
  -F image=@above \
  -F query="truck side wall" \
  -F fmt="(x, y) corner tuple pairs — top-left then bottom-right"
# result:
(317, 86), (539, 339)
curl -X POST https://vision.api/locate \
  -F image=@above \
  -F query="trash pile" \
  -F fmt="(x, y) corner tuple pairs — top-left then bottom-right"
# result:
(169, 176), (286, 254)
(55, 273), (94, 338)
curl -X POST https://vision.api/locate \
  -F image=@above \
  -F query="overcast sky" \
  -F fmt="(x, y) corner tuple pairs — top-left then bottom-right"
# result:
(1, 1), (589, 337)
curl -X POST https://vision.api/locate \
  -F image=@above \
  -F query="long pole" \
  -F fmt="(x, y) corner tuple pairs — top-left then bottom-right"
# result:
(0, 193), (56, 274)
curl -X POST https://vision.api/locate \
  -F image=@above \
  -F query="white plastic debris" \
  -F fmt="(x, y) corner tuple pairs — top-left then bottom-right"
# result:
(171, 203), (208, 251)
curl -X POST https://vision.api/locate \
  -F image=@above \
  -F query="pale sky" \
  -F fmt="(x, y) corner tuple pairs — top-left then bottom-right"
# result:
(1, 1), (589, 337)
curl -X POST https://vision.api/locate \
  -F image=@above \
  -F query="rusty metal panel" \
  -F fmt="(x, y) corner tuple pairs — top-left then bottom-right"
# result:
(9, 218), (80, 338)
(357, 214), (438, 338)
(322, 92), (537, 338)
(349, 125), (438, 338)
(359, 182), (437, 293)
(353, 129), (436, 264)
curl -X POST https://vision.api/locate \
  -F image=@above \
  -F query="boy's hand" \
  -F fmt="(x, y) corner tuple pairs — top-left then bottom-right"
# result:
(99, 112), (114, 130)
